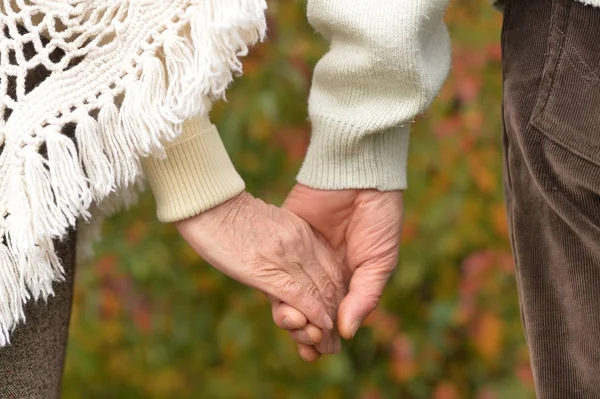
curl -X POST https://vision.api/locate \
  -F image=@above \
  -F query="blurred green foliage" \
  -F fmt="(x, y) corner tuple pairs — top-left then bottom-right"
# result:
(62, 1), (535, 398)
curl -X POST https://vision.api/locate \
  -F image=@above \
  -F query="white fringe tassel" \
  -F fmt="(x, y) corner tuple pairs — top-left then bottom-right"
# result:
(0, 0), (267, 345)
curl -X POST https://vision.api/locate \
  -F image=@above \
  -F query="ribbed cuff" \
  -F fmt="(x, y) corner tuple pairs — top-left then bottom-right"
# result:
(142, 116), (245, 223)
(297, 116), (410, 191)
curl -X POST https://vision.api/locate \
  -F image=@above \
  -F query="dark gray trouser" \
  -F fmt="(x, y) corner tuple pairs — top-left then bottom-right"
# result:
(0, 33), (76, 397)
(502, 0), (600, 397)
(0, 231), (76, 399)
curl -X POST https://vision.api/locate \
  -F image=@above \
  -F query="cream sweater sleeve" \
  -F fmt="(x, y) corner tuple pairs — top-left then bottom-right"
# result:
(143, 0), (451, 222)
(141, 116), (245, 223)
(298, 0), (452, 191)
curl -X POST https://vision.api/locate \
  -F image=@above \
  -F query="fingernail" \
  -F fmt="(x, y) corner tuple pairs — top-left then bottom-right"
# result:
(282, 317), (291, 329)
(349, 320), (360, 338)
(323, 315), (334, 330)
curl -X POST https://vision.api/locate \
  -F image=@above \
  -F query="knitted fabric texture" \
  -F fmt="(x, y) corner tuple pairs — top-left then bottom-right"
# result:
(0, 0), (266, 346)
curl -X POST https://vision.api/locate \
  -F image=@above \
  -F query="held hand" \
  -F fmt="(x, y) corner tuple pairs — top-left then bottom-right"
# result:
(175, 192), (346, 333)
(279, 184), (403, 359)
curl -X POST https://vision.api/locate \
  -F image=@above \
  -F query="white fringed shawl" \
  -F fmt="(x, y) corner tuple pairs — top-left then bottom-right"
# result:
(0, 0), (266, 345)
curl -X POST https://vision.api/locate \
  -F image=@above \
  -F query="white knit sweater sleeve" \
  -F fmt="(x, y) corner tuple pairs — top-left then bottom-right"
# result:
(298, 0), (452, 190)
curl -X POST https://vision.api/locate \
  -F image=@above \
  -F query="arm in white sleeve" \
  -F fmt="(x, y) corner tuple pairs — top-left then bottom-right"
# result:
(298, 0), (451, 190)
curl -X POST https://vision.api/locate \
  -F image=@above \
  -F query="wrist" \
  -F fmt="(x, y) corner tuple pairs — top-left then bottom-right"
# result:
(175, 191), (252, 230)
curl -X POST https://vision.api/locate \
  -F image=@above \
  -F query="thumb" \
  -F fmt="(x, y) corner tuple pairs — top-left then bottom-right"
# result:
(337, 258), (396, 339)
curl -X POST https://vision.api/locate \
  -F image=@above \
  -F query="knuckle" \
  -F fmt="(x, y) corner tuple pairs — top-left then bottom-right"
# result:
(271, 237), (287, 259)
(305, 285), (320, 303)
(278, 278), (302, 298)
(320, 280), (337, 305)
(293, 331), (313, 345)
(277, 226), (300, 247)
(294, 285), (321, 316)
(275, 223), (307, 254)
(286, 261), (303, 275)
(247, 259), (280, 282)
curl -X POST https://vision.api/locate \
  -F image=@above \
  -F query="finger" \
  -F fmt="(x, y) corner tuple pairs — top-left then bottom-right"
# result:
(271, 300), (308, 330)
(337, 259), (396, 340)
(297, 344), (321, 363)
(314, 328), (341, 355)
(289, 323), (323, 345)
(265, 277), (334, 331)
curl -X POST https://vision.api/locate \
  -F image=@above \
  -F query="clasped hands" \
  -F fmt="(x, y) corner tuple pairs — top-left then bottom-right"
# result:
(176, 184), (403, 361)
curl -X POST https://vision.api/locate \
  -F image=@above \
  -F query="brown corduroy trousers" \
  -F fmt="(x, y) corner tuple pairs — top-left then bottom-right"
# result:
(502, 0), (600, 397)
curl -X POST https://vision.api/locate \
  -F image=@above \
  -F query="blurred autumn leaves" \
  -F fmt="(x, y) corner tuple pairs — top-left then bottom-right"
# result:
(62, 1), (535, 398)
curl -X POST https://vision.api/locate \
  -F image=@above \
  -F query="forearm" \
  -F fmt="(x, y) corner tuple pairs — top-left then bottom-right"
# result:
(299, 0), (452, 191)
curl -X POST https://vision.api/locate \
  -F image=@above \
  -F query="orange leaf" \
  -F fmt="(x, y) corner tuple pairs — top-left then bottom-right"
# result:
(473, 312), (503, 361)
(390, 335), (417, 382)
(433, 382), (459, 399)
(491, 203), (509, 237)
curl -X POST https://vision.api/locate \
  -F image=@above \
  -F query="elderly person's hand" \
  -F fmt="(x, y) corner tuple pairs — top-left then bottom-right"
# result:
(275, 185), (403, 361)
(175, 191), (346, 334)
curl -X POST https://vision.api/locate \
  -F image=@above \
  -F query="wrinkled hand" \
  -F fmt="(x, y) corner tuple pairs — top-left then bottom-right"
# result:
(175, 191), (346, 335)
(278, 184), (403, 361)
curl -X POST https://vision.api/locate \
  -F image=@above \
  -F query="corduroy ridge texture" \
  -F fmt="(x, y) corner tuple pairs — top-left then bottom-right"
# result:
(502, 0), (600, 396)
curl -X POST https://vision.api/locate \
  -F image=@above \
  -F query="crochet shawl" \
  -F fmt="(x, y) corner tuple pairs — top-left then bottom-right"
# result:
(0, 0), (266, 346)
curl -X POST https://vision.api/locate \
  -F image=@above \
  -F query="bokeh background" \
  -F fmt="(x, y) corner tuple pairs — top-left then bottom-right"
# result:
(61, 1), (536, 398)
